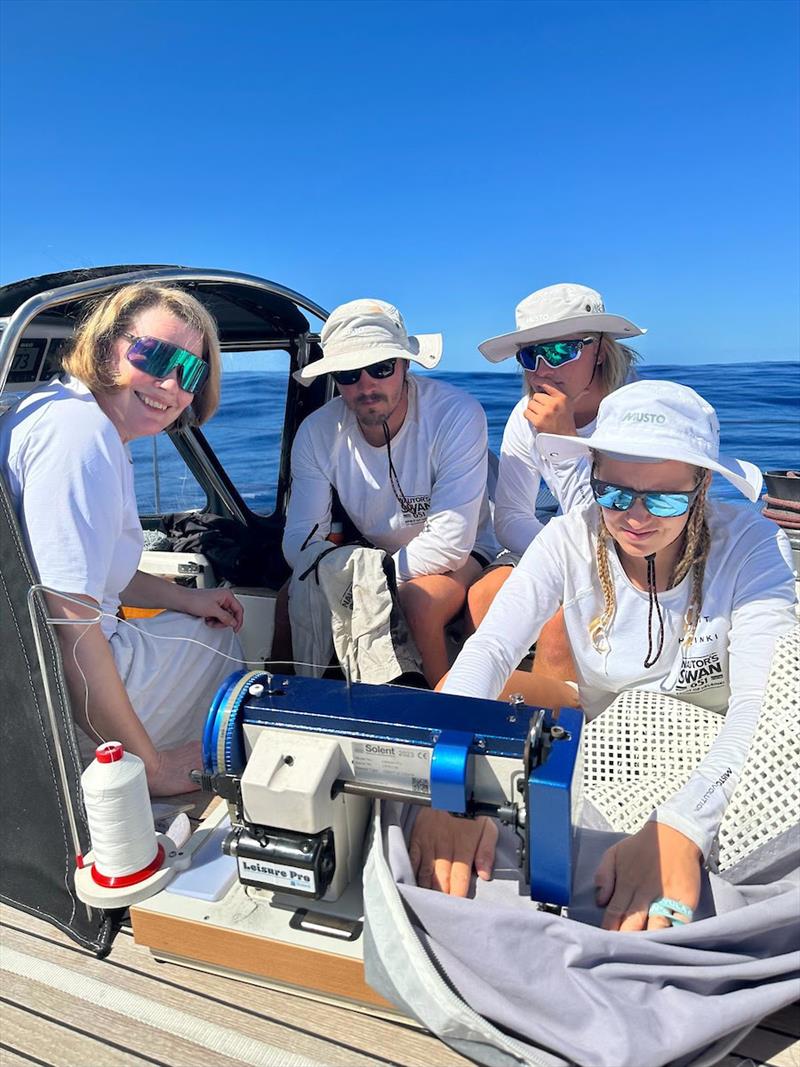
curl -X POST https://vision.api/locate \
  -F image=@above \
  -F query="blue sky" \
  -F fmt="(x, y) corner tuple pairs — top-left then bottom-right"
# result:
(1, 0), (798, 370)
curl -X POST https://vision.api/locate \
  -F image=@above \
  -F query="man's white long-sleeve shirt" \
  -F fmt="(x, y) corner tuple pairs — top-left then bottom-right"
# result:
(283, 375), (497, 582)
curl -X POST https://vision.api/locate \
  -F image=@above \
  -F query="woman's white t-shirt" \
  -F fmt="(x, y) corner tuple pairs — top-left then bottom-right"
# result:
(0, 376), (143, 638)
(441, 501), (797, 855)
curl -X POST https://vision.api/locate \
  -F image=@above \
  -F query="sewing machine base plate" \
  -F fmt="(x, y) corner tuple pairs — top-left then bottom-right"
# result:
(130, 805), (394, 1013)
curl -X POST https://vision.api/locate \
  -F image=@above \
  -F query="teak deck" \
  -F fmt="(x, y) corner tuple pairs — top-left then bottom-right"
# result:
(1, 903), (798, 1067)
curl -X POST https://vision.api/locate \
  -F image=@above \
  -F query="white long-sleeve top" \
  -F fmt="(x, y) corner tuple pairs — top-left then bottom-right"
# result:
(441, 501), (796, 857)
(283, 375), (497, 582)
(494, 394), (596, 553)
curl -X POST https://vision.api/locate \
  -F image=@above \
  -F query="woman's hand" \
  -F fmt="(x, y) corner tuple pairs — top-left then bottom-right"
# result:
(182, 587), (244, 632)
(524, 383), (579, 436)
(146, 740), (203, 797)
(595, 821), (703, 931)
(408, 809), (498, 896)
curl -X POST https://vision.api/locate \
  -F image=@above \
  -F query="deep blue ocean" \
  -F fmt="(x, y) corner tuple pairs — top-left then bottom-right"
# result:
(130, 363), (799, 517)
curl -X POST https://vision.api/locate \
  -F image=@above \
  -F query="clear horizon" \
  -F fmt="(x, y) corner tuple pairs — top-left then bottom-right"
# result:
(218, 356), (799, 374)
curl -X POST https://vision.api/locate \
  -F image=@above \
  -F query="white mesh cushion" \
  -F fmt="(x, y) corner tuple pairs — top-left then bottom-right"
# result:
(582, 625), (800, 872)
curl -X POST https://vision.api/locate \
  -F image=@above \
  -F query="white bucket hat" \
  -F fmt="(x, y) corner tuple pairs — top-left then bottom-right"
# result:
(296, 298), (443, 384)
(537, 379), (763, 501)
(479, 283), (646, 363)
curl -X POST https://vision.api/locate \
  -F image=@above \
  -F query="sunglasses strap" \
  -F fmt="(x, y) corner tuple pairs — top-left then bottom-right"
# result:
(643, 553), (665, 668)
(586, 334), (602, 386)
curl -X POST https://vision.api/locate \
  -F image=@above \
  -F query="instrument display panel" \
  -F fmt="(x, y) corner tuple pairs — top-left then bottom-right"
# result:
(5, 335), (70, 385)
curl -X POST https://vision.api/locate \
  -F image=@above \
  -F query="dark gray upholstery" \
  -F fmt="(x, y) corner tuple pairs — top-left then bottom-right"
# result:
(0, 472), (117, 952)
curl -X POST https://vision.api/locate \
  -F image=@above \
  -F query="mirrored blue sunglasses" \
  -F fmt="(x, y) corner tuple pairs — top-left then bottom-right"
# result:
(590, 476), (703, 518)
(122, 333), (209, 395)
(516, 337), (596, 372)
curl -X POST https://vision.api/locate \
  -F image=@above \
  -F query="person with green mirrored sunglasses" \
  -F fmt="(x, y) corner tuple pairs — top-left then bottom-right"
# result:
(464, 283), (646, 696)
(121, 332), (209, 395)
(0, 282), (244, 800)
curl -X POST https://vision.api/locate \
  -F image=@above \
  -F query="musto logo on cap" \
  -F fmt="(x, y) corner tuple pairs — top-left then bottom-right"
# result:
(621, 411), (667, 425)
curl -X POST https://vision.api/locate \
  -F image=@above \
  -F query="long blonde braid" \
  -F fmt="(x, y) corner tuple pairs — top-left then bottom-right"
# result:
(589, 514), (615, 653)
(670, 474), (712, 647)
(588, 470), (711, 653)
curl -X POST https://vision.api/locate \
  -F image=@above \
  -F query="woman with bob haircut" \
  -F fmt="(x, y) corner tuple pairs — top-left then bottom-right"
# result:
(0, 282), (244, 796)
(466, 283), (644, 701)
(411, 380), (796, 932)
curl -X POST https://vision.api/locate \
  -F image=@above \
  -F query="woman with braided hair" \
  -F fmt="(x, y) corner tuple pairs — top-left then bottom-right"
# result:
(410, 380), (796, 930)
(589, 453), (712, 668)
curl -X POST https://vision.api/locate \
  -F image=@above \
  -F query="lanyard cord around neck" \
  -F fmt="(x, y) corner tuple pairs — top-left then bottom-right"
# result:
(643, 552), (665, 668)
(382, 420), (410, 513)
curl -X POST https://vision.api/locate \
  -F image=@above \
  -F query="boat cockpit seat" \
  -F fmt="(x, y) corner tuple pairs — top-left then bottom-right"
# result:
(0, 470), (116, 953)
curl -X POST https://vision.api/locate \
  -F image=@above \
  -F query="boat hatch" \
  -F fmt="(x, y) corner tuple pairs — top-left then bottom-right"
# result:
(0, 265), (334, 593)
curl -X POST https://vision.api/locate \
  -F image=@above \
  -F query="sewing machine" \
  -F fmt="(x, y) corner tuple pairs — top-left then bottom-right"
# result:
(194, 669), (583, 909)
(131, 670), (582, 1008)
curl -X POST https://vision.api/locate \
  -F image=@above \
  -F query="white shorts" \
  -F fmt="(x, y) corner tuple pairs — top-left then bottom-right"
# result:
(78, 611), (243, 762)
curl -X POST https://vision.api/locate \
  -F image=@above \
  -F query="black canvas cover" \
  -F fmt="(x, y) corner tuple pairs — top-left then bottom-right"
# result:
(0, 473), (116, 952)
(163, 511), (289, 587)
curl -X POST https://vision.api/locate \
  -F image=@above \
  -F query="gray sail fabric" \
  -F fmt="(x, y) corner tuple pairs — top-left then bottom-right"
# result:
(363, 629), (800, 1065)
(363, 801), (800, 1067)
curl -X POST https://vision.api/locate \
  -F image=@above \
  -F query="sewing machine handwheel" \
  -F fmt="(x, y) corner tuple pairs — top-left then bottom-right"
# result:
(202, 669), (269, 776)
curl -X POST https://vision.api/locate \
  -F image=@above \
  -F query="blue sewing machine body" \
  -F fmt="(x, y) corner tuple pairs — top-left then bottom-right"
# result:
(199, 671), (583, 909)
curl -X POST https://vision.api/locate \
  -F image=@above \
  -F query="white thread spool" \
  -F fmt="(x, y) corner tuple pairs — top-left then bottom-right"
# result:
(81, 742), (160, 882)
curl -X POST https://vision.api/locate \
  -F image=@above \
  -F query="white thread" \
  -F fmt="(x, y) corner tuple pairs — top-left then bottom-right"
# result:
(37, 587), (332, 745)
(36, 585), (341, 878)
(81, 743), (158, 878)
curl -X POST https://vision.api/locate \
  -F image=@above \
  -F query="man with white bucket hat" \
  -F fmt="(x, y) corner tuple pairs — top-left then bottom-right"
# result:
(279, 298), (497, 686)
(411, 379), (795, 919)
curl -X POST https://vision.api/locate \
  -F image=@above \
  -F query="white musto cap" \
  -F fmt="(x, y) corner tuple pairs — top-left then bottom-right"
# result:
(479, 282), (646, 363)
(537, 379), (763, 502)
(297, 298), (443, 384)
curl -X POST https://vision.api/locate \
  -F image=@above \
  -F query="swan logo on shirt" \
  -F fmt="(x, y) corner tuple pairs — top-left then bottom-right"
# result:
(675, 651), (724, 692)
(401, 495), (431, 525)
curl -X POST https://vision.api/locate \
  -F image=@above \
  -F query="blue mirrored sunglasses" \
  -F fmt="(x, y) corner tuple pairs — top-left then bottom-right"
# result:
(590, 476), (703, 518)
(122, 333), (209, 394)
(516, 337), (596, 372)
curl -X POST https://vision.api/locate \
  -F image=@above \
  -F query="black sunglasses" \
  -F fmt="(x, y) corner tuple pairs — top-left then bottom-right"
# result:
(331, 359), (397, 386)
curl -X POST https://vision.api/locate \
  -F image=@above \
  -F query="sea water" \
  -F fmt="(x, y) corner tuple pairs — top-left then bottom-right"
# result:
(131, 362), (799, 517)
